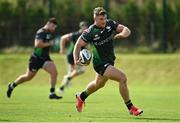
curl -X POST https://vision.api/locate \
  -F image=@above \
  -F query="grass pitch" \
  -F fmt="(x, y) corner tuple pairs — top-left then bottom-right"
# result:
(0, 54), (180, 122)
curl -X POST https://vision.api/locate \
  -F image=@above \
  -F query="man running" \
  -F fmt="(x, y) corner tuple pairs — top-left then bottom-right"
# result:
(7, 18), (62, 99)
(59, 21), (88, 93)
(73, 7), (143, 116)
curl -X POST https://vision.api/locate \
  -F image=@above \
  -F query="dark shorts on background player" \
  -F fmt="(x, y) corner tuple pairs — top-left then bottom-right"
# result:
(93, 61), (114, 76)
(67, 54), (74, 65)
(28, 55), (52, 72)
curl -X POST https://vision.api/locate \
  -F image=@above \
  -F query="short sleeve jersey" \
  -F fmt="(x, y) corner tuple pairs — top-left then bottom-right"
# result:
(33, 28), (52, 58)
(68, 31), (81, 55)
(80, 19), (118, 66)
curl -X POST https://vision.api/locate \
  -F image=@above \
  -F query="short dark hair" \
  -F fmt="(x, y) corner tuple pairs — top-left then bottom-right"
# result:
(48, 17), (57, 25)
(94, 7), (106, 16)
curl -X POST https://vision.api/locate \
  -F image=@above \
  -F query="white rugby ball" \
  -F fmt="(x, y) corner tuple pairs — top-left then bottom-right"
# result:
(79, 49), (92, 66)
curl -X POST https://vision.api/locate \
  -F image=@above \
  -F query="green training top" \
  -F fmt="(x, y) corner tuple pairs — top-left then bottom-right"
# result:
(33, 28), (52, 59)
(80, 19), (118, 66)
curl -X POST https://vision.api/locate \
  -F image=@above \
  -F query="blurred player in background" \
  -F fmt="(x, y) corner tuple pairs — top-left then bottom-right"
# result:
(7, 18), (62, 100)
(59, 21), (88, 93)
(74, 7), (143, 116)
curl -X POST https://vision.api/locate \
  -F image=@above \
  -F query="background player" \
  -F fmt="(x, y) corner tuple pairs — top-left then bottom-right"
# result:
(59, 21), (88, 93)
(7, 18), (62, 100)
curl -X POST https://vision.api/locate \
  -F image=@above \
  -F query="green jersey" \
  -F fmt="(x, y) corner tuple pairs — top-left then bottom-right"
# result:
(80, 19), (118, 66)
(33, 28), (52, 59)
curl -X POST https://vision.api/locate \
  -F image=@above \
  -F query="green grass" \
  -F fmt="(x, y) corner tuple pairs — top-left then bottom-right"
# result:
(0, 54), (180, 122)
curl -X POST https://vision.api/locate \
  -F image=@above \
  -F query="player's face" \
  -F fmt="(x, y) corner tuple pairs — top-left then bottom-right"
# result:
(81, 25), (88, 31)
(94, 15), (107, 28)
(48, 23), (57, 32)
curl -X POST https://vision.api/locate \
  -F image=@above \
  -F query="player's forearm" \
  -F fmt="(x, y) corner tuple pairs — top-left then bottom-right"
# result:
(119, 27), (131, 38)
(114, 27), (131, 39)
(73, 42), (81, 64)
(60, 38), (66, 53)
(60, 34), (71, 53)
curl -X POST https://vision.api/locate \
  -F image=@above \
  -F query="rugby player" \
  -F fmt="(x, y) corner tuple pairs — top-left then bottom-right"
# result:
(73, 7), (143, 116)
(59, 21), (88, 93)
(7, 18), (62, 100)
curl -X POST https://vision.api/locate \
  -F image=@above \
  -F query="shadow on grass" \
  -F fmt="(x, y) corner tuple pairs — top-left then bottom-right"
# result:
(134, 117), (180, 121)
(0, 118), (13, 122)
(86, 115), (180, 122)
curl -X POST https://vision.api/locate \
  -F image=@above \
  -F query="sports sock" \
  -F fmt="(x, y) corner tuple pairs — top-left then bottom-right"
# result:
(10, 82), (17, 89)
(50, 88), (55, 94)
(80, 91), (89, 101)
(125, 100), (133, 110)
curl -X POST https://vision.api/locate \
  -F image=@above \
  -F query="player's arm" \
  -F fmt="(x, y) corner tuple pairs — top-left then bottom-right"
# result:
(73, 37), (88, 65)
(114, 24), (131, 39)
(59, 33), (71, 54)
(35, 39), (53, 48)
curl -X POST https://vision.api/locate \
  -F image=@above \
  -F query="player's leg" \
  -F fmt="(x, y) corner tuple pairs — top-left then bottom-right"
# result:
(103, 65), (143, 116)
(59, 64), (74, 90)
(43, 61), (62, 99)
(7, 69), (36, 98)
(63, 53), (85, 85)
(76, 73), (108, 112)
(59, 54), (75, 91)
(61, 64), (85, 88)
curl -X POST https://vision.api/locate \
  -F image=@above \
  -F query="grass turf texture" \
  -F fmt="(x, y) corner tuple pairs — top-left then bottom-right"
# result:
(0, 54), (180, 122)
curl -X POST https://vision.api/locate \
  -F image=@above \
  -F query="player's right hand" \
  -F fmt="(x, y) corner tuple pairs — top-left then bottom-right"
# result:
(74, 58), (80, 65)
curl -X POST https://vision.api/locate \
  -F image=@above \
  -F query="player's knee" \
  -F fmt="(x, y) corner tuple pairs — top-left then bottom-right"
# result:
(119, 74), (127, 84)
(76, 66), (85, 74)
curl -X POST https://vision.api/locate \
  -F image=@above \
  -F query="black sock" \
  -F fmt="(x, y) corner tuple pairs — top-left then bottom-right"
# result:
(12, 83), (17, 88)
(67, 77), (71, 80)
(10, 82), (17, 89)
(60, 86), (64, 91)
(50, 88), (55, 94)
(125, 100), (133, 110)
(80, 91), (89, 101)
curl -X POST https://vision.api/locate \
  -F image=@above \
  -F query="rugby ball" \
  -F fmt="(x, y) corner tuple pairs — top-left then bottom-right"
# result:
(79, 49), (92, 66)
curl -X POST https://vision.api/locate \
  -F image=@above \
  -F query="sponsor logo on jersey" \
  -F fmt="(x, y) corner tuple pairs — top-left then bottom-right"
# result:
(106, 26), (112, 32)
(93, 34), (100, 40)
(94, 35), (113, 46)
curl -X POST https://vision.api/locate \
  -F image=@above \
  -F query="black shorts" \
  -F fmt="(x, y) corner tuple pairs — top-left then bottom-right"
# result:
(28, 55), (52, 72)
(67, 54), (74, 65)
(93, 61), (114, 76)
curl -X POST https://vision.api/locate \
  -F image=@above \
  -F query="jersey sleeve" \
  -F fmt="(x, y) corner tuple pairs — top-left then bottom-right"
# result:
(80, 29), (92, 43)
(109, 19), (119, 31)
(35, 31), (46, 40)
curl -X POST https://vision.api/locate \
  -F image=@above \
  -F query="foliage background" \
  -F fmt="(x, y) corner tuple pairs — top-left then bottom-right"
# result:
(0, 0), (179, 53)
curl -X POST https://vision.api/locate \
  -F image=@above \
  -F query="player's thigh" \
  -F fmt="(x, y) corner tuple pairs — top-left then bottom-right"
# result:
(103, 65), (127, 82)
(43, 61), (57, 75)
